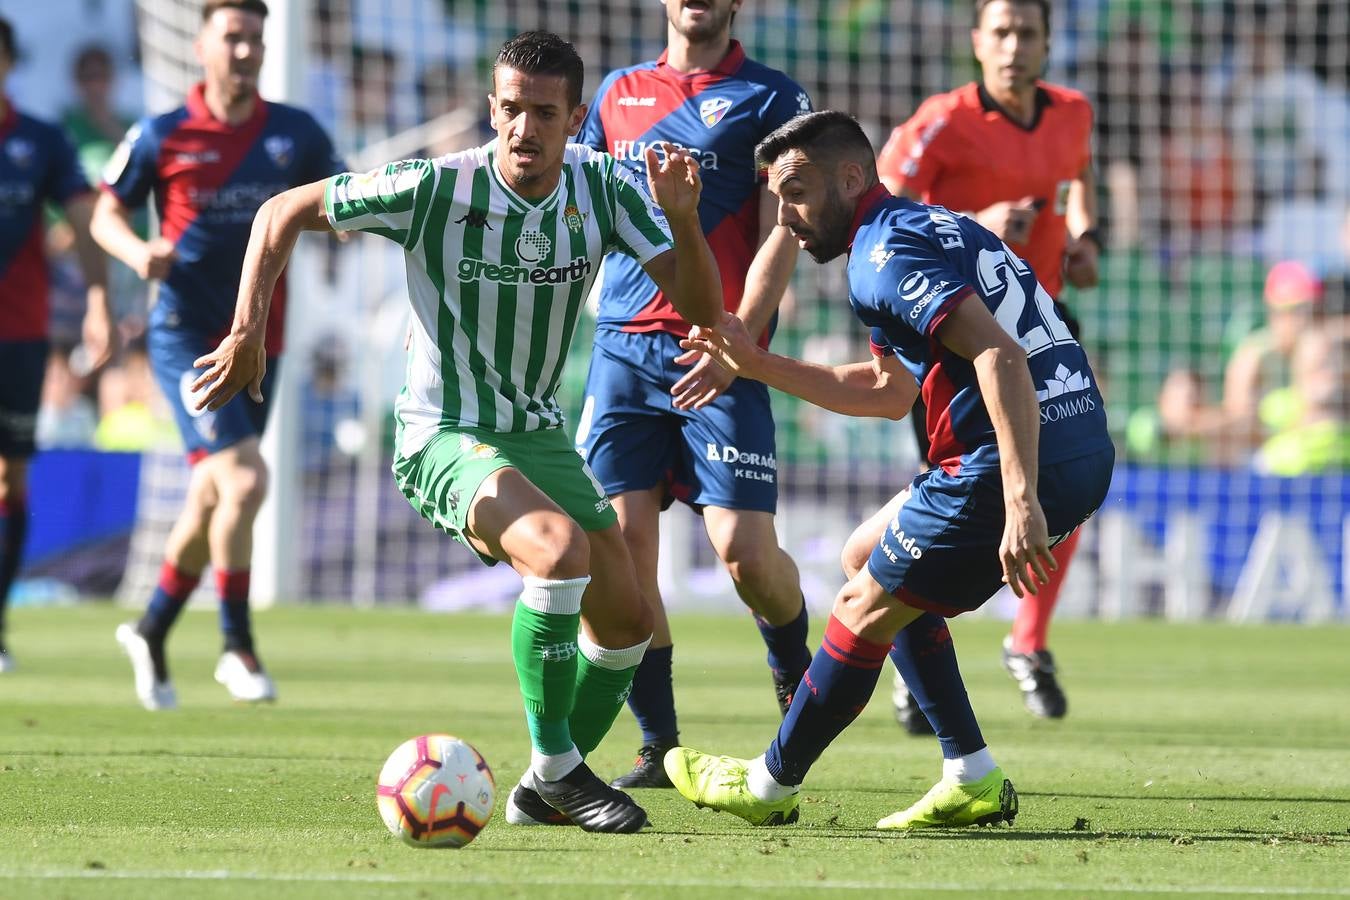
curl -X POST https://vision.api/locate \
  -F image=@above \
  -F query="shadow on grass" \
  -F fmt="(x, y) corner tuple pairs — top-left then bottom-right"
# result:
(1020, 790), (1350, 805)
(0, 749), (370, 763)
(822, 786), (1350, 805)
(651, 827), (1348, 845)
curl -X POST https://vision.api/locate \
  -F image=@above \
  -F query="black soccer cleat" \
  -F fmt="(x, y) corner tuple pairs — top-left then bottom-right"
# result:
(892, 684), (936, 736)
(504, 778), (574, 826)
(534, 762), (650, 833)
(772, 673), (802, 718)
(610, 739), (677, 789)
(1002, 639), (1068, 719)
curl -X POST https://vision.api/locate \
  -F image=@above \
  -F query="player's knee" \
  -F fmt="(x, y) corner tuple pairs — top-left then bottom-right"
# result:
(839, 536), (871, 580)
(830, 577), (900, 643)
(719, 538), (779, 592)
(517, 516), (590, 581)
(220, 457), (270, 514)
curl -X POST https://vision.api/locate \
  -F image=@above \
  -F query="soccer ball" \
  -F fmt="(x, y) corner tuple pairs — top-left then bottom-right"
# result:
(376, 734), (495, 848)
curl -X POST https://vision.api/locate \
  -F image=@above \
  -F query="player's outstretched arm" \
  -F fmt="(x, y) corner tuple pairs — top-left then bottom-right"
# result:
(191, 179), (333, 411)
(934, 297), (1055, 598)
(640, 144), (721, 328)
(681, 312), (917, 418)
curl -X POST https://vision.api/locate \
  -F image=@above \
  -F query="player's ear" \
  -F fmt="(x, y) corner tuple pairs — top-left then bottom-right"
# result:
(567, 102), (588, 137)
(840, 160), (866, 200)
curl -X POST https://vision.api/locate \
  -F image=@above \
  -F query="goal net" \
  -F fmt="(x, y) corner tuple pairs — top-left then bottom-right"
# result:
(121, 0), (1350, 621)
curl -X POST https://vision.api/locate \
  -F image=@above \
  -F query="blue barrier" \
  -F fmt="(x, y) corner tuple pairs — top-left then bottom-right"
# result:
(26, 450), (141, 565)
(1107, 465), (1346, 603)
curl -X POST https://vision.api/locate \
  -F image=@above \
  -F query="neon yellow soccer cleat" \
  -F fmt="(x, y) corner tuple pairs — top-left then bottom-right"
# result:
(663, 748), (800, 826)
(876, 768), (1018, 830)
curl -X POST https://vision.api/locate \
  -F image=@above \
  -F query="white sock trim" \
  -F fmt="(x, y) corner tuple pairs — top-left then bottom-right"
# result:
(577, 631), (651, 671)
(531, 746), (583, 783)
(519, 575), (590, 615)
(942, 747), (996, 784)
(747, 754), (799, 802)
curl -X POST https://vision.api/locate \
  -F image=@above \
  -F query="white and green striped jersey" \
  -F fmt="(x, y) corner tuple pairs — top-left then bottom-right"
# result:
(323, 140), (673, 453)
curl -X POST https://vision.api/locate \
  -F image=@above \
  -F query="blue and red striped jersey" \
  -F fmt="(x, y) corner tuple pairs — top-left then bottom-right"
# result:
(579, 41), (811, 340)
(849, 186), (1111, 474)
(0, 102), (92, 340)
(102, 84), (342, 353)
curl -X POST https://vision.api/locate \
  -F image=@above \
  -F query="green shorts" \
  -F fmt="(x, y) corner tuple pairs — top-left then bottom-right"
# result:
(392, 426), (618, 565)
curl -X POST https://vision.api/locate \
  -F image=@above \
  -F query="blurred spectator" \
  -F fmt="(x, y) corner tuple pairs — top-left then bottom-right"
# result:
(415, 61), (491, 156)
(306, 0), (348, 138)
(53, 42), (147, 338)
(61, 44), (132, 183)
(1322, 205), (1350, 319)
(1158, 67), (1247, 253)
(35, 345), (97, 448)
(1256, 320), (1350, 476)
(301, 339), (360, 474)
(1089, 16), (1169, 250)
(349, 44), (400, 151)
(1157, 260), (1324, 461)
(93, 339), (178, 452)
(1226, 4), (1350, 209)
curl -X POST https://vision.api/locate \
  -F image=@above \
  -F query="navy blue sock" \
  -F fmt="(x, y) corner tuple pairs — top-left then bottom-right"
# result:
(216, 569), (254, 654)
(625, 643), (677, 744)
(138, 561), (200, 642)
(753, 601), (812, 684)
(0, 496), (29, 635)
(764, 616), (891, 786)
(889, 613), (985, 760)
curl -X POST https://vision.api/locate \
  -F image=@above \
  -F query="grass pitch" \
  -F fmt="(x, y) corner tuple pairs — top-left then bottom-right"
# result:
(0, 606), (1346, 899)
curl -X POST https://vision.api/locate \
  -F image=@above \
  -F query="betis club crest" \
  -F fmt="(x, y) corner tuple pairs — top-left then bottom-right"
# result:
(563, 203), (586, 233)
(699, 96), (733, 128)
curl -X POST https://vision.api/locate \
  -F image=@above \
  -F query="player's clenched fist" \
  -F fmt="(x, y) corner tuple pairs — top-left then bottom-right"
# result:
(136, 236), (177, 280)
(644, 142), (702, 223)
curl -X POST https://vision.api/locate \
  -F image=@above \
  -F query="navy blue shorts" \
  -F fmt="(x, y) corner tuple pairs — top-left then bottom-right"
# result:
(575, 330), (778, 513)
(148, 327), (279, 464)
(0, 339), (48, 458)
(867, 447), (1115, 616)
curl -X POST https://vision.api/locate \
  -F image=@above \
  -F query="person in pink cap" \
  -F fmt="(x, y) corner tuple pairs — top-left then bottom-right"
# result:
(1158, 259), (1324, 460)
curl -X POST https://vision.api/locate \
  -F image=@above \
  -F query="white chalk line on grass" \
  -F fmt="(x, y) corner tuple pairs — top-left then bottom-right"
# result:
(1, 869), (1347, 895)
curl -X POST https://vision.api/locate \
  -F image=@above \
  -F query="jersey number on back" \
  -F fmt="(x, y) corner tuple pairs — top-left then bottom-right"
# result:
(976, 246), (1074, 358)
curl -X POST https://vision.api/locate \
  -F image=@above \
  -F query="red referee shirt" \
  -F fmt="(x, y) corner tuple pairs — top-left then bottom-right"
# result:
(878, 81), (1093, 299)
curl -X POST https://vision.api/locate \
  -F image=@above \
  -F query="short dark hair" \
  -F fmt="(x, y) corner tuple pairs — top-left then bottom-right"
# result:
(202, 0), (270, 23)
(755, 110), (876, 174)
(493, 31), (585, 109)
(0, 17), (14, 61)
(974, 0), (1051, 35)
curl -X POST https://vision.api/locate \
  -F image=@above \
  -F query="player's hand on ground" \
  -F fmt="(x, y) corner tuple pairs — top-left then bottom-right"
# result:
(80, 288), (117, 371)
(191, 332), (267, 411)
(645, 142), (702, 223)
(1063, 233), (1100, 288)
(136, 237), (178, 280)
(671, 347), (736, 410)
(976, 197), (1039, 245)
(680, 312), (759, 378)
(999, 494), (1056, 598)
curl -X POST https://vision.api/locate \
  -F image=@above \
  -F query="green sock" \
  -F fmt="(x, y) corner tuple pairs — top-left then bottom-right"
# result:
(569, 634), (649, 757)
(511, 596), (583, 755)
